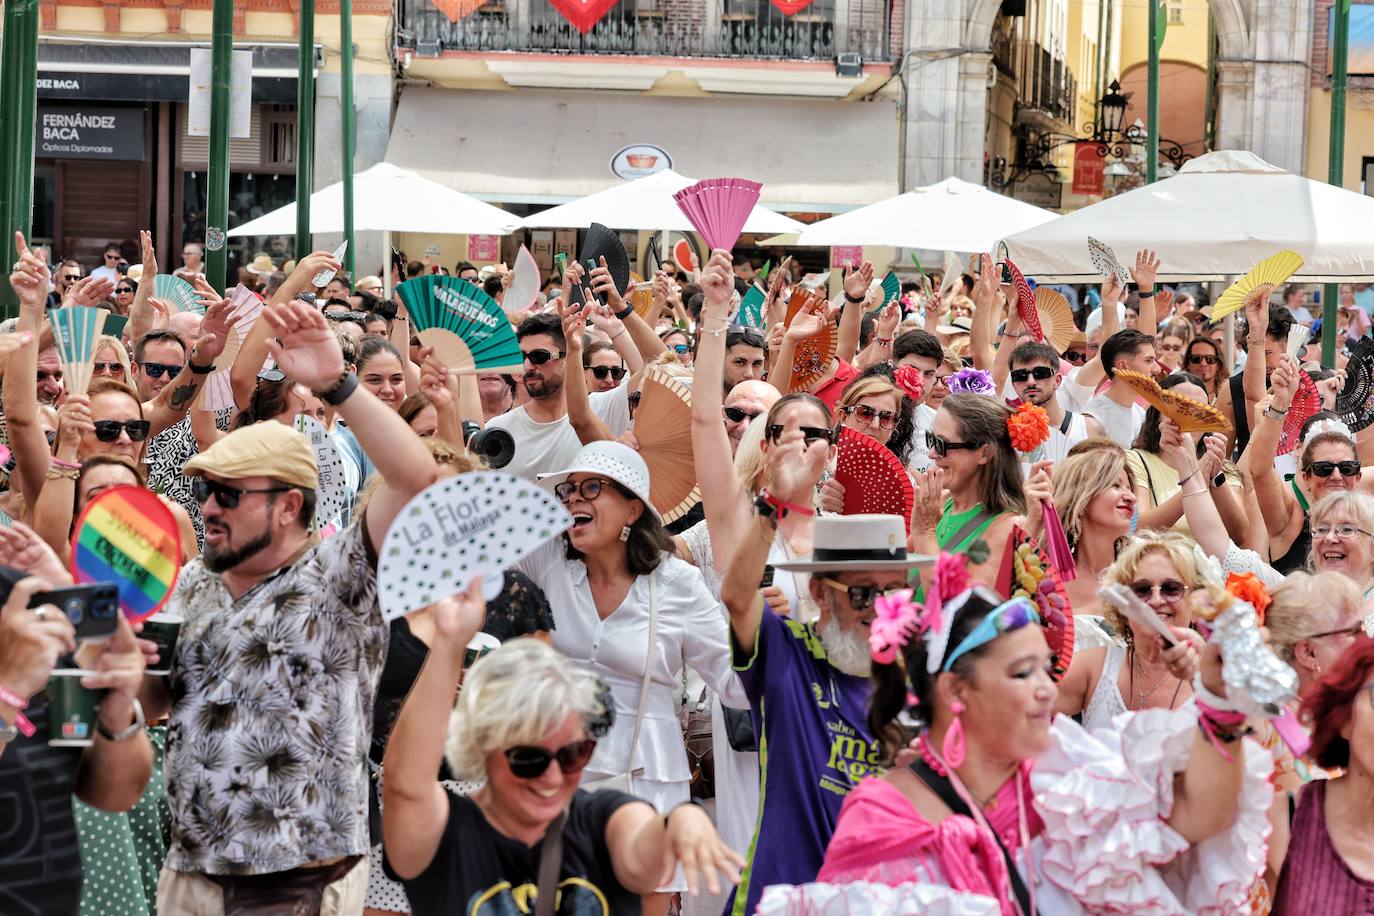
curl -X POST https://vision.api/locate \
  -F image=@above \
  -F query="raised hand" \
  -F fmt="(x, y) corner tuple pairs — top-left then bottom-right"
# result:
(875, 300), (900, 340)
(766, 413), (829, 502)
(64, 276), (116, 309)
(783, 293), (832, 343)
(843, 260), (874, 302)
(54, 394), (93, 458)
(10, 232), (50, 314)
(419, 350), (455, 412)
(262, 298), (346, 390)
(559, 297), (587, 360)
(911, 466), (947, 535)
(192, 296), (234, 364)
(139, 229), (158, 278)
(589, 256), (624, 312)
(699, 249), (734, 318)
(1023, 460), (1053, 516)
(0, 331), (32, 360)
(1156, 417), (1196, 474)
(0, 521), (72, 587)
(973, 253), (998, 306)
(1102, 272), (1125, 307)
(1131, 249), (1160, 293)
(432, 577), (487, 660)
(819, 476), (846, 514)
(1268, 356), (1299, 411)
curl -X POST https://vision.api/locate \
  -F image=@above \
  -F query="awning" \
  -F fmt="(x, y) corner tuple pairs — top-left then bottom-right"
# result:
(384, 86), (898, 213)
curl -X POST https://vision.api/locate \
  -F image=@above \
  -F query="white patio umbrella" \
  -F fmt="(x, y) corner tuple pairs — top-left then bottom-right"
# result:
(1000, 150), (1374, 283)
(520, 169), (805, 235)
(795, 177), (1059, 252)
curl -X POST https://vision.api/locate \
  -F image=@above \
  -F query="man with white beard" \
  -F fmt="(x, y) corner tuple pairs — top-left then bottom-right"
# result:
(718, 413), (928, 916)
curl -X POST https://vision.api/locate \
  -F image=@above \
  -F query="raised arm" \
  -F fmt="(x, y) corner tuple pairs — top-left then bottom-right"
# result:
(1238, 359), (1302, 539)
(1158, 419), (1237, 560)
(560, 286), (613, 446)
(127, 230), (161, 343)
(1131, 249), (1161, 337)
(595, 258), (666, 364)
(420, 354), (464, 449)
(587, 303), (644, 375)
(1074, 276), (1124, 392)
(835, 261), (872, 364)
(31, 397), (89, 560)
(857, 299), (899, 370)
(969, 255), (998, 372)
(1240, 293), (1269, 407)
(768, 294), (831, 396)
(1165, 636), (1247, 843)
(143, 295), (231, 439)
(5, 233), (53, 511)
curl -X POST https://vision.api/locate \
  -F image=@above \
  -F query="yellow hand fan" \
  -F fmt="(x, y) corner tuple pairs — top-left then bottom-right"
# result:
(1210, 250), (1304, 321)
(1033, 287), (1076, 355)
(1116, 369), (1233, 434)
(631, 368), (700, 523)
(785, 288), (838, 393)
(628, 271), (656, 323)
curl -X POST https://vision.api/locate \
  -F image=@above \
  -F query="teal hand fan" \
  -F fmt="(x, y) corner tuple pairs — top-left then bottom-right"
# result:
(49, 305), (109, 396)
(880, 271), (901, 308)
(738, 285), (766, 330)
(154, 274), (204, 314)
(395, 275), (524, 374)
(102, 314), (129, 341)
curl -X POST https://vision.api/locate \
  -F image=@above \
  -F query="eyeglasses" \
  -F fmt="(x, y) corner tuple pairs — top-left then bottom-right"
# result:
(92, 419), (151, 442)
(92, 361), (123, 375)
(925, 431), (979, 458)
(1306, 460), (1361, 479)
(1062, 350), (1087, 365)
(115, 286), (134, 295)
(139, 361), (183, 380)
(1304, 622), (1365, 641)
(766, 424), (836, 447)
(1312, 523), (1373, 540)
(103, 253), (119, 262)
(819, 577), (906, 611)
(672, 343), (691, 356)
(522, 348), (564, 366)
(1009, 366), (1056, 384)
(842, 404), (897, 430)
(191, 477), (291, 509)
(587, 365), (626, 382)
(1188, 354), (1219, 366)
(553, 477), (609, 503)
(943, 596), (1041, 672)
(723, 405), (761, 424)
(503, 738), (597, 780)
(59, 274), (80, 284)
(1128, 579), (1190, 603)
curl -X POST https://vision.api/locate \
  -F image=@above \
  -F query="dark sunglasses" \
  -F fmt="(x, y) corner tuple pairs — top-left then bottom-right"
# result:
(1306, 460), (1361, 479)
(115, 286), (135, 294)
(1128, 579), (1190, 602)
(1009, 366), (1055, 383)
(325, 311), (368, 323)
(723, 405), (761, 423)
(139, 361), (182, 380)
(1062, 350), (1087, 364)
(503, 738), (597, 780)
(925, 431), (979, 457)
(1187, 354), (1219, 366)
(92, 419), (151, 443)
(92, 361), (123, 374)
(191, 477), (291, 509)
(766, 424), (836, 447)
(522, 348), (564, 366)
(820, 577), (905, 611)
(553, 477), (609, 503)
(842, 404), (897, 430)
(588, 365), (626, 382)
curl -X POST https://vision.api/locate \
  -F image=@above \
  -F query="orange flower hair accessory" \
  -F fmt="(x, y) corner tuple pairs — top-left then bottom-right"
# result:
(1224, 572), (1271, 624)
(1007, 402), (1051, 453)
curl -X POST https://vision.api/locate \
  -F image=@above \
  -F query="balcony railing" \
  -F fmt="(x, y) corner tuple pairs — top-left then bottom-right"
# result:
(398, 0), (893, 62)
(1016, 43), (1076, 125)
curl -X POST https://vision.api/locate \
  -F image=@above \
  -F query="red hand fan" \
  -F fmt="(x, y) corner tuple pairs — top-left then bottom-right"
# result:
(1278, 370), (1320, 457)
(1003, 258), (1042, 342)
(834, 427), (914, 534)
(672, 178), (761, 253)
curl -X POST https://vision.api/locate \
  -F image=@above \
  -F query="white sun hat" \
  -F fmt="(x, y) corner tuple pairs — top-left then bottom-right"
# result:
(538, 440), (660, 523)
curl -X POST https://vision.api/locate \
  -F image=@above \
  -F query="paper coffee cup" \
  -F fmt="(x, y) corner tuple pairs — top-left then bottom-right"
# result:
(142, 613), (183, 676)
(47, 669), (100, 748)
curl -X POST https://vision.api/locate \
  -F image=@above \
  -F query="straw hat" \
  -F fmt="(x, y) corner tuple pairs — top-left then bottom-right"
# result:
(245, 253), (276, 276)
(775, 515), (931, 573)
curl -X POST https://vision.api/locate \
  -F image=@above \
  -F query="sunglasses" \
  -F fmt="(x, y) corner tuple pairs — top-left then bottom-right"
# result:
(1009, 366), (1055, 383)
(944, 597), (1041, 672)
(522, 348), (564, 366)
(766, 424), (836, 447)
(553, 477), (609, 503)
(92, 419), (151, 442)
(503, 738), (597, 780)
(1312, 523), (1373, 540)
(842, 404), (897, 430)
(258, 367), (286, 384)
(723, 405), (761, 423)
(819, 577), (905, 611)
(191, 477), (291, 509)
(92, 361), (123, 374)
(925, 431), (979, 458)
(59, 274), (80, 283)
(139, 361), (182, 380)
(1062, 350), (1087, 364)
(1187, 354), (1219, 366)
(1304, 622), (1365, 641)
(588, 365), (626, 382)
(672, 343), (691, 355)
(1306, 460), (1361, 479)
(104, 253), (119, 261)
(1128, 579), (1190, 603)
(115, 286), (134, 294)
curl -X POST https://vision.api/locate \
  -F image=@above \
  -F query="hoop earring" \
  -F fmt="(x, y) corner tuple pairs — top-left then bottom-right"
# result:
(619, 525), (632, 543)
(943, 700), (967, 768)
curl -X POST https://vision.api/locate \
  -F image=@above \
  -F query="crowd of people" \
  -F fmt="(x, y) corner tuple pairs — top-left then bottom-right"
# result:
(0, 225), (1372, 916)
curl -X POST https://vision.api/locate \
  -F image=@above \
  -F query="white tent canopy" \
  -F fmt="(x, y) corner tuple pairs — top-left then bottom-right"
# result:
(520, 169), (805, 234)
(794, 177), (1059, 252)
(1001, 150), (1374, 283)
(227, 162), (522, 237)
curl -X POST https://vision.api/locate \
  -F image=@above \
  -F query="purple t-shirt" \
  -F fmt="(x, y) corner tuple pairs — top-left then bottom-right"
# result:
(726, 609), (879, 916)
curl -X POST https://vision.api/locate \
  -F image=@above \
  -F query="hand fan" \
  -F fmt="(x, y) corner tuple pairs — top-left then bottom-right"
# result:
(1210, 250), (1304, 321)
(672, 177), (761, 253)
(154, 274), (204, 314)
(1003, 258), (1042, 342)
(785, 289), (838, 393)
(1033, 287), (1076, 354)
(880, 271), (901, 309)
(571, 222), (631, 310)
(738, 284), (766, 330)
(938, 250), (962, 299)
(69, 485), (181, 624)
(673, 238), (695, 274)
(1115, 369), (1233, 433)
(504, 245), (541, 315)
(1277, 370), (1320, 457)
(1042, 504), (1077, 583)
(627, 271), (656, 322)
(1335, 337), (1374, 432)
(632, 368), (700, 523)
(377, 471), (574, 621)
(1100, 583), (1179, 647)
(395, 275), (524, 374)
(294, 414), (347, 529)
(200, 285), (264, 413)
(312, 241), (348, 289)
(49, 305), (109, 397)
(833, 426), (914, 534)
(1286, 323), (1311, 361)
(999, 525), (1073, 680)
(101, 314), (129, 341)
(432, 0), (486, 23)
(1087, 237), (1132, 288)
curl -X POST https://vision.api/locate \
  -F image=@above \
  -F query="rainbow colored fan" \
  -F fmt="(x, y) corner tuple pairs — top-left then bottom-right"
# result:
(395, 276), (524, 374)
(672, 177), (761, 253)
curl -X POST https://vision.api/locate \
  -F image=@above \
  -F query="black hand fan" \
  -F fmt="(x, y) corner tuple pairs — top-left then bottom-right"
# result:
(570, 223), (631, 310)
(1336, 337), (1374, 433)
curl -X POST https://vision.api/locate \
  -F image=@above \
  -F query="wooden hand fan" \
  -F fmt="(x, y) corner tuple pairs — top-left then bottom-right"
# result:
(154, 274), (204, 315)
(785, 288), (838, 393)
(1210, 250), (1304, 321)
(49, 306), (108, 397)
(1115, 369), (1233, 434)
(834, 426), (914, 534)
(1336, 337), (1374, 433)
(627, 271), (657, 322)
(1278, 370), (1320, 457)
(504, 245), (541, 315)
(1003, 258), (1042, 342)
(672, 177), (761, 253)
(200, 285), (264, 413)
(1034, 287), (1076, 354)
(632, 368), (699, 523)
(395, 276), (524, 374)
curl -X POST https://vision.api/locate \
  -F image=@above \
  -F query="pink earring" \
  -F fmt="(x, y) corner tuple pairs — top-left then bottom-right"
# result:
(943, 700), (967, 768)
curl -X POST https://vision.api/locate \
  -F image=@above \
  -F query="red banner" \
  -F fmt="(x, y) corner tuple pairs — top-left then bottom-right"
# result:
(1072, 143), (1104, 196)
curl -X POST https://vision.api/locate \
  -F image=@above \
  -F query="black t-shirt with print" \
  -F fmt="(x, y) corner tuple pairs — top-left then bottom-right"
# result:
(387, 788), (644, 916)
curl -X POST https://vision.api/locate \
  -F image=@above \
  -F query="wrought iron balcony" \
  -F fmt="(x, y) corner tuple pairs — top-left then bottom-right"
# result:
(397, 0), (893, 62)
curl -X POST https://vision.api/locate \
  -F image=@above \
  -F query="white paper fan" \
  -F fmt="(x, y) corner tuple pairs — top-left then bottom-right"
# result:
(1287, 324), (1311, 360)
(1087, 237), (1132, 288)
(504, 245), (541, 315)
(938, 250), (962, 298)
(295, 414), (346, 530)
(199, 285), (264, 413)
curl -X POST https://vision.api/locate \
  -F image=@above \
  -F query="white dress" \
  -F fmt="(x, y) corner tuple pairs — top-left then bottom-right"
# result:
(1081, 642), (1130, 732)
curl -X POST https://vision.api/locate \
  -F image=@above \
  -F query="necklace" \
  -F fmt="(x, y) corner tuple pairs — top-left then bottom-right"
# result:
(1128, 646), (1183, 710)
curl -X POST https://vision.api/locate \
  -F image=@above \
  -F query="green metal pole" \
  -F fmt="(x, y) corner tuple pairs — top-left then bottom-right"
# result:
(296, 0), (315, 259)
(1323, 0), (1350, 368)
(340, 0), (356, 279)
(1203, 9), (1215, 150)
(1146, 0), (1160, 183)
(0, 0), (39, 316)
(206, 0), (233, 294)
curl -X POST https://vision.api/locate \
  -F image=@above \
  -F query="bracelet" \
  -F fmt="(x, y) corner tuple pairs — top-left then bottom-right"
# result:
(45, 466), (78, 481)
(187, 360), (214, 375)
(1177, 470), (1198, 488)
(1246, 338), (1264, 347)
(843, 291), (865, 304)
(759, 489), (816, 519)
(96, 697), (145, 743)
(0, 683), (35, 738)
(874, 337), (893, 346)
(1181, 485), (1209, 498)
(49, 457), (81, 471)
(1263, 405), (1288, 421)
(610, 327), (627, 340)
(613, 303), (634, 320)
(0, 682), (28, 710)
(315, 370), (359, 406)
(1138, 287), (1155, 298)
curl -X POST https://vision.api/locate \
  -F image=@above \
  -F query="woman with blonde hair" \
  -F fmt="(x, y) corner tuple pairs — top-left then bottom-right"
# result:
(1051, 440), (1137, 630)
(91, 334), (132, 385)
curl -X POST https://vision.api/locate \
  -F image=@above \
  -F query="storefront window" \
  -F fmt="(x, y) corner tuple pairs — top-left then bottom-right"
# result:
(182, 170), (295, 282)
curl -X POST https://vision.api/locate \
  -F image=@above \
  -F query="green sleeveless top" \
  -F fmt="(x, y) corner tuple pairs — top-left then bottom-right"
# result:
(936, 499), (1000, 554)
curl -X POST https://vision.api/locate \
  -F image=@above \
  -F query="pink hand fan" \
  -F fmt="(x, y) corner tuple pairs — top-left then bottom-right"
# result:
(834, 427), (914, 534)
(1042, 504), (1077, 582)
(672, 178), (762, 253)
(1002, 258), (1043, 342)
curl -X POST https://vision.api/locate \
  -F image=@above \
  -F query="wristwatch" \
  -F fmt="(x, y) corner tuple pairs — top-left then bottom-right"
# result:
(96, 698), (145, 743)
(186, 360), (214, 375)
(613, 302), (634, 320)
(315, 369), (360, 406)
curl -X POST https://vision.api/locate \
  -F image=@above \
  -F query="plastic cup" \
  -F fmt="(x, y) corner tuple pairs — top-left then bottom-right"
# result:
(47, 669), (101, 748)
(142, 613), (183, 676)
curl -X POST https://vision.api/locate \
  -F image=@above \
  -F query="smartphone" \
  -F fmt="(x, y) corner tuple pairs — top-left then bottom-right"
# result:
(998, 261), (1014, 285)
(553, 252), (569, 276)
(1195, 432), (1211, 458)
(759, 565), (775, 589)
(31, 583), (120, 641)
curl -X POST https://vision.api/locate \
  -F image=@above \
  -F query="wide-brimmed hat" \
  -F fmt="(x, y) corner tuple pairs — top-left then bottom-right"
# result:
(245, 253), (276, 276)
(538, 440), (661, 523)
(775, 515), (932, 573)
(936, 315), (974, 336)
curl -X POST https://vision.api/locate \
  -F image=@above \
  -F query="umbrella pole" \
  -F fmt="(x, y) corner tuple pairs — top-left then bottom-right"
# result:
(340, 0), (356, 280)
(1322, 0), (1350, 369)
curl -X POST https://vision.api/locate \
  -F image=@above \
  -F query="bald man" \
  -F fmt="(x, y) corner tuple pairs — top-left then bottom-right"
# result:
(723, 379), (780, 455)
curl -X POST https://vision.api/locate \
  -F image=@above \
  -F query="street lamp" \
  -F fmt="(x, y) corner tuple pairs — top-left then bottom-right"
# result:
(1098, 80), (1129, 140)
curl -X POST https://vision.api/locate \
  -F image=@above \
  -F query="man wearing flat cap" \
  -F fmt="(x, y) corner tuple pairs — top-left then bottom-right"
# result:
(150, 298), (440, 911)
